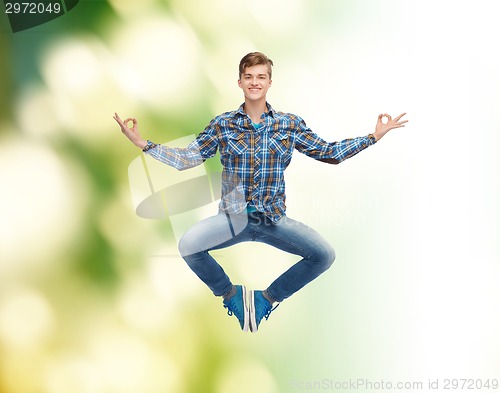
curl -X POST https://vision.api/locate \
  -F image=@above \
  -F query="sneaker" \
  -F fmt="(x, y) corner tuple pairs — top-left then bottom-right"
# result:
(223, 285), (249, 332)
(249, 290), (278, 332)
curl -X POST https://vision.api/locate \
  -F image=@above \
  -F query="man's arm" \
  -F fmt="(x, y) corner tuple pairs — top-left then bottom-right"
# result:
(113, 113), (218, 171)
(294, 121), (376, 164)
(294, 112), (408, 164)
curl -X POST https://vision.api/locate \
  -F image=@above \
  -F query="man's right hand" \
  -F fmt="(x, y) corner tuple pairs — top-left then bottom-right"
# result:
(113, 112), (147, 149)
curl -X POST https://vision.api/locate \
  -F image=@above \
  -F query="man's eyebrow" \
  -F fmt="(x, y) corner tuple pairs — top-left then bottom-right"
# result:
(243, 73), (268, 77)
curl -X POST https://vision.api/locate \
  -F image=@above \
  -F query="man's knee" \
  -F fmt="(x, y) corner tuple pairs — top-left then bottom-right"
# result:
(178, 230), (198, 257)
(317, 242), (336, 271)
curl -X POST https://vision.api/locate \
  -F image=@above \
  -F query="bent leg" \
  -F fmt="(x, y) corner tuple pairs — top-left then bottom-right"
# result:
(178, 212), (250, 297)
(253, 214), (336, 302)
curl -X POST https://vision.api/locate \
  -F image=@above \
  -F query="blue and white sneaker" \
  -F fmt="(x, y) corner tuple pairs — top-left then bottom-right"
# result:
(223, 285), (249, 332)
(249, 290), (278, 332)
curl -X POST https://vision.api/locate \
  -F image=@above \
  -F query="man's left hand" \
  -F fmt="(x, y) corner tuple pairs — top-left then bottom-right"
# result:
(373, 112), (408, 141)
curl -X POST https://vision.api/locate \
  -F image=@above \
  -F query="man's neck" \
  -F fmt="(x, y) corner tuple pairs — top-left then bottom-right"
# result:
(244, 99), (268, 124)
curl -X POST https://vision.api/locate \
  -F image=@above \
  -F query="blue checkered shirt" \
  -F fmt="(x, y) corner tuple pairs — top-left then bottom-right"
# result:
(146, 103), (377, 223)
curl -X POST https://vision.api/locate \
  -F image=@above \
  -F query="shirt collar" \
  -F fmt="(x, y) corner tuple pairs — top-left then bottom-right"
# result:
(235, 102), (276, 118)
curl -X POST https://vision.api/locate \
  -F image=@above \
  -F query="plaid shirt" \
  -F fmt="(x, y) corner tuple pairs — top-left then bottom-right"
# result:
(146, 103), (377, 223)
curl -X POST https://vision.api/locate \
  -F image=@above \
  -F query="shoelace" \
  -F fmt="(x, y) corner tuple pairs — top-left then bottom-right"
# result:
(260, 303), (279, 321)
(224, 297), (241, 317)
(223, 304), (234, 316)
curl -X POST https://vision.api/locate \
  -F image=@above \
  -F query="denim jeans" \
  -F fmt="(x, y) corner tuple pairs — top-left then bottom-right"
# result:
(178, 210), (336, 302)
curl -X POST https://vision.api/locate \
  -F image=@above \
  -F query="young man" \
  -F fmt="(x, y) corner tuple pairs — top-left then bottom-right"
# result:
(114, 52), (407, 333)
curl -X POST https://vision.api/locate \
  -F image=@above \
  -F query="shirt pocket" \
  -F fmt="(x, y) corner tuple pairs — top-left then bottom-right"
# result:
(227, 132), (249, 155)
(268, 131), (290, 155)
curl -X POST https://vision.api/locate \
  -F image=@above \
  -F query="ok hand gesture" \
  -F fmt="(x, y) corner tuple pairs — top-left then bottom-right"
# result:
(113, 113), (147, 149)
(373, 113), (408, 141)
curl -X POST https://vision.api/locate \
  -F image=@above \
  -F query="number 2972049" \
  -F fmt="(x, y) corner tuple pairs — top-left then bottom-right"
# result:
(5, 2), (62, 14)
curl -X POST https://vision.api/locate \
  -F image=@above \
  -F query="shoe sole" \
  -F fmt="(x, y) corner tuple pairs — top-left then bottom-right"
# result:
(241, 285), (250, 332)
(248, 290), (257, 333)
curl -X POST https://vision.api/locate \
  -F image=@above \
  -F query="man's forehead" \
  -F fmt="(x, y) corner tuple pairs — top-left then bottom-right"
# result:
(242, 66), (269, 76)
(243, 64), (269, 72)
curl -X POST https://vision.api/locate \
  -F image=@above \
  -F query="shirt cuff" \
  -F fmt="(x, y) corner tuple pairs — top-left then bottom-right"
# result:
(142, 140), (157, 152)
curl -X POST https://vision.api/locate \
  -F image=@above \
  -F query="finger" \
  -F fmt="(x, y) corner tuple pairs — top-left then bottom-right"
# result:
(379, 114), (388, 122)
(123, 118), (137, 128)
(394, 112), (407, 122)
(379, 114), (391, 124)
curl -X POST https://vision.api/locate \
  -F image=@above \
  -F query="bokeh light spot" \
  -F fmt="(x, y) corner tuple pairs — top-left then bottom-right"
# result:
(0, 287), (55, 349)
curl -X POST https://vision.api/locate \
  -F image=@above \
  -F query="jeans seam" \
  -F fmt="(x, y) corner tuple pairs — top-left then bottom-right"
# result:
(256, 230), (313, 260)
(259, 216), (316, 259)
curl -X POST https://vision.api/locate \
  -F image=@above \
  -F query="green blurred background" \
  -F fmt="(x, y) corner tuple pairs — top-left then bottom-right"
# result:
(1, 0), (499, 392)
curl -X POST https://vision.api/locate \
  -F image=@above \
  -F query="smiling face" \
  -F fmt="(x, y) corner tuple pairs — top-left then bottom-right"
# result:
(238, 64), (272, 103)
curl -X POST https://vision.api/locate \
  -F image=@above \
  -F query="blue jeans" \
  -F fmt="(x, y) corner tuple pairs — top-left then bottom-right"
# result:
(178, 210), (335, 302)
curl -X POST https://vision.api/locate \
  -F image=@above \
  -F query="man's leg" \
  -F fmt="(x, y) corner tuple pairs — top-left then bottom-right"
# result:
(253, 214), (336, 303)
(178, 211), (250, 297)
(178, 211), (253, 331)
(247, 213), (335, 331)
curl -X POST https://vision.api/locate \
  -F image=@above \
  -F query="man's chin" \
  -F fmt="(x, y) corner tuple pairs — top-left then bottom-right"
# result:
(245, 93), (266, 102)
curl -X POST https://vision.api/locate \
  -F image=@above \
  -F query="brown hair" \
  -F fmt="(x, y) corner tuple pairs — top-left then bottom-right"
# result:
(239, 52), (274, 79)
